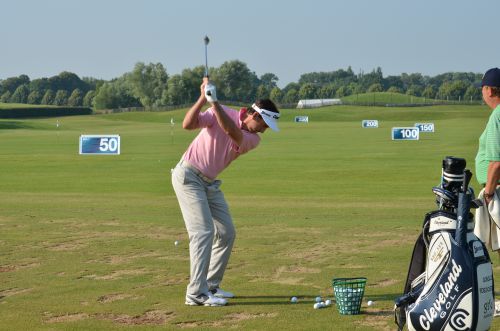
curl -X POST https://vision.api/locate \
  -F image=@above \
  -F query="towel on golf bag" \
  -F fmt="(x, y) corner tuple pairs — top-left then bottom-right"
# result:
(474, 187), (500, 250)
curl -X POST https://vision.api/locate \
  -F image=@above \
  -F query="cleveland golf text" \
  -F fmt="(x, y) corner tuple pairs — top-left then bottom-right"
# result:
(418, 259), (463, 330)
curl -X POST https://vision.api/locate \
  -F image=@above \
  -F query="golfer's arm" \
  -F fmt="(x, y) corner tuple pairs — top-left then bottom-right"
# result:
(211, 102), (243, 146)
(485, 161), (500, 195)
(182, 96), (205, 130)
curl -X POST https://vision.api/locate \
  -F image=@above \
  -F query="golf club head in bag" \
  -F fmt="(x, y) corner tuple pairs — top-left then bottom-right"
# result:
(394, 157), (494, 331)
(432, 157), (475, 212)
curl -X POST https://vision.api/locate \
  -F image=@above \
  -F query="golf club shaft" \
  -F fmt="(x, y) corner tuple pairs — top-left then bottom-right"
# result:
(204, 35), (210, 78)
(205, 44), (208, 77)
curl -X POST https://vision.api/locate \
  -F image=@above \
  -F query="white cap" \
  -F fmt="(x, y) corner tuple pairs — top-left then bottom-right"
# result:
(252, 103), (280, 132)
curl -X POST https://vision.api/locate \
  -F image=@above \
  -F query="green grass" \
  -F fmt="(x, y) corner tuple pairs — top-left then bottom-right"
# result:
(0, 104), (498, 330)
(0, 102), (61, 109)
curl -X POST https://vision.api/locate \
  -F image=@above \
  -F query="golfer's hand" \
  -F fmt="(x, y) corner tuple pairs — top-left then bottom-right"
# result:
(204, 82), (218, 103)
(200, 78), (209, 102)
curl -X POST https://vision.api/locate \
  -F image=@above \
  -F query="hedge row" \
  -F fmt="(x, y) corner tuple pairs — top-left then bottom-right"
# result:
(0, 107), (92, 118)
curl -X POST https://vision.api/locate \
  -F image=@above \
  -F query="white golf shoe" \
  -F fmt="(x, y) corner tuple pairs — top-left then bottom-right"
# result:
(210, 288), (235, 298)
(185, 292), (227, 306)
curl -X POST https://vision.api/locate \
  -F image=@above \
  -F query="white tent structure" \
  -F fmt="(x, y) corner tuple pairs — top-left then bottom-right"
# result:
(296, 99), (342, 109)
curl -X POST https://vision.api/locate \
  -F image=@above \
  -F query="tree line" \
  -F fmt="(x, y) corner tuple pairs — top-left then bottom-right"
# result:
(0, 62), (484, 110)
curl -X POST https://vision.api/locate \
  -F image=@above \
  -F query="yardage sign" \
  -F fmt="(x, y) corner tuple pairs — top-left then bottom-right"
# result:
(414, 123), (435, 132)
(79, 135), (121, 155)
(295, 116), (309, 123)
(392, 127), (419, 141)
(362, 120), (379, 128)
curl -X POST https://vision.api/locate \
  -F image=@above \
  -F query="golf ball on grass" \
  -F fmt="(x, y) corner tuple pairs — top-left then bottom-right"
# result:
(313, 302), (327, 309)
(315, 296), (322, 303)
(325, 299), (332, 306)
(174, 241), (179, 246)
(367, 300), (374, 306)
(290, 297), (298, 303)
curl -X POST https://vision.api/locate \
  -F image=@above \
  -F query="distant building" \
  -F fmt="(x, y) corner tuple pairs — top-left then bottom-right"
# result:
(296, 99), (342, 109)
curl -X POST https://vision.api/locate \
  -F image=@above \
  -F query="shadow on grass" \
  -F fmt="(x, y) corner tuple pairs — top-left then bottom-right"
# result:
(236, 292), (401, 301)
(0, 121), (34, 130)
(236, 295), (316, 299)
(233, 294), (321, 306)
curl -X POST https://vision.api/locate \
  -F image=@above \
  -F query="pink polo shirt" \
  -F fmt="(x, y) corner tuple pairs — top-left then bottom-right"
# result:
(182, 105), (261, 179)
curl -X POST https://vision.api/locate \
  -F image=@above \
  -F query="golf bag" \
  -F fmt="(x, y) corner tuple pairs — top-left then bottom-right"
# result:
(394, 157), (494, 331)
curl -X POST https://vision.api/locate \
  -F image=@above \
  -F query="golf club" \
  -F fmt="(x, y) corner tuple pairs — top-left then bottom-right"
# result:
(204, 35), (210, 78)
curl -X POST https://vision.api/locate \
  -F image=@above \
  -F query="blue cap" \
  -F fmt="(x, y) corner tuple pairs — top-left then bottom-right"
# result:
(480, 68), (500, 87)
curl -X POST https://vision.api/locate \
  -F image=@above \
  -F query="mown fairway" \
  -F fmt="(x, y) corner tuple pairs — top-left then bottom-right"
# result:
(1, 105), (499, 330)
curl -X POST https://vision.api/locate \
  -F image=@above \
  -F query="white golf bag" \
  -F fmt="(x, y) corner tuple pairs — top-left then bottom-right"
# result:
(394, 157), (494, 331)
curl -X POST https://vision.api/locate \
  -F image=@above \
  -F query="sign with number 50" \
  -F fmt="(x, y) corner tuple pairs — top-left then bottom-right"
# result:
(79, 135), (121, 155)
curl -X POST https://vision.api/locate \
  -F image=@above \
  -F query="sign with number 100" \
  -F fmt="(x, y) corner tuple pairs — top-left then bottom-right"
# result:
(392, 127), (419, 140)
(79, 135), (121, 155)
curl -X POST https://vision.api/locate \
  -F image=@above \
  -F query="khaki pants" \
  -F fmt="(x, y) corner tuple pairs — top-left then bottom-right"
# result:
(171, 160), (235, 296)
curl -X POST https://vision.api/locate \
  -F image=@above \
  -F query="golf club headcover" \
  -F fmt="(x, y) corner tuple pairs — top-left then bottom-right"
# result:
(204, 83), (217, 103)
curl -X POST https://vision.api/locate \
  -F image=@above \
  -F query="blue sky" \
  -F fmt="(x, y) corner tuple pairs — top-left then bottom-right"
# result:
(2, 0), (498, 87)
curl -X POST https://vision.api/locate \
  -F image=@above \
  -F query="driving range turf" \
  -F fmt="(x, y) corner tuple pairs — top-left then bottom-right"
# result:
(1, 104), (499, 330)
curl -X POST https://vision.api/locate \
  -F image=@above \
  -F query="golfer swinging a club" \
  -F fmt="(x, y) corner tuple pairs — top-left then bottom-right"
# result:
(171, 77), (280, 306)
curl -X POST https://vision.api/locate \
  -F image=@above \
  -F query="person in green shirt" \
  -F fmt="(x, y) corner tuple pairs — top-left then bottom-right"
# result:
(475, 67), (500, 204)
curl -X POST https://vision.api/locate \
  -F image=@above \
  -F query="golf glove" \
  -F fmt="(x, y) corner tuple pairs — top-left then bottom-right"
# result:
(204, 83), (218, 103)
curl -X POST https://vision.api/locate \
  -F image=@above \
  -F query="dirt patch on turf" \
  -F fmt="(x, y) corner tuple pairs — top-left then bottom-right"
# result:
(285, 242), (363, 261)
(156, 275), (188, 287)
(105, 251), (161, 265)
(143, 232), (180, 240)
(338, 264), (365, 269)
(44, 310), (174, 325)
(97, 293), (138, 303)
(367, 238), (406, 250)
(285, 245), (326, 261)
(83, 269), (148, 280)
(285, 266), (321, 273)
(372, 278), (399, 287)
(226, 312), (278, 321)
(0, 288), (32, 298)
(274, 226), (323, 235)
(272, 277), (306, 285)
(260, 266), (310, 286)
(253, 264), (320, 285)
(45, 313), (89, 323)
(97, 310), (174, 325)
(352, 231), (392, 238)
(176, 312), (277, 329)
(354, 309), (393, 331)
(0, 261), (40, 272)
(0, 265), (17, 272)
(46, 240), (87, 251)
(101, 221), (121, 226)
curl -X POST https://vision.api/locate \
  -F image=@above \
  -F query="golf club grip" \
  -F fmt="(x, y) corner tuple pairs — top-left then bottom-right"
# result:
(462, 169), (472, 192)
